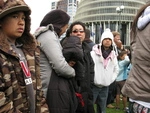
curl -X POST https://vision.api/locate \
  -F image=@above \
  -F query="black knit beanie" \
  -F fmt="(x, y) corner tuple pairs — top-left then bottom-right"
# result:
(40, 9), (70, 36)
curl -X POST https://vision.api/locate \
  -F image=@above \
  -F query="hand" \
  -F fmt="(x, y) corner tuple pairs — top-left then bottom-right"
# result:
(114, 40), (123, 50)
(68, 61), (76, 67)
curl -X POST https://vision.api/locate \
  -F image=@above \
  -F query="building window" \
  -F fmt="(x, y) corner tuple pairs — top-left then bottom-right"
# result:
(69, 0), (72, 3)
(52, 2), (55, 6)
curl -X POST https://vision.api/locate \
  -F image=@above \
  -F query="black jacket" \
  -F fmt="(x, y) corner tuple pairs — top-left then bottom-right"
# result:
(62, 36), (83, 62)
(60, 37), (95, 113)
(78, 42), (95, 113)
(46, 70), (77, 113)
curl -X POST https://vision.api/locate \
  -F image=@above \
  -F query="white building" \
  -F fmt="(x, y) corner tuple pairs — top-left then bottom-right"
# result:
(74, 0), (148, 45)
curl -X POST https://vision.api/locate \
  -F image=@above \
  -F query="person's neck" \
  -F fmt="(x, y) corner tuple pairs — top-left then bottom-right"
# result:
(103, 47), (110, 50)
(7, 38), (16, 44)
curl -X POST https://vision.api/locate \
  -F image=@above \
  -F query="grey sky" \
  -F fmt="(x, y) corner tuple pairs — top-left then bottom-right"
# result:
(24, 0), (52, 33)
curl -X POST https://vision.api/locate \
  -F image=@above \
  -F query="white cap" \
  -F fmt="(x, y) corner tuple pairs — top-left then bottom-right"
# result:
(101, 28), (114, 42)
(99, 28), (118, 56)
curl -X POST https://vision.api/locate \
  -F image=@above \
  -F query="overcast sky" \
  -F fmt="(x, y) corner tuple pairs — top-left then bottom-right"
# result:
(24, 0), (53, 33)
(24, 0), (80, 33)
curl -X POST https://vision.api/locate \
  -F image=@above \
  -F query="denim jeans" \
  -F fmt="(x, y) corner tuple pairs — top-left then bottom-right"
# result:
(92, 85), (109, 113)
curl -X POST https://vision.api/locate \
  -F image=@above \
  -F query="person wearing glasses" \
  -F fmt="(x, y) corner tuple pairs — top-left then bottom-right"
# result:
(34, 10), (76, 113)
(61, 34), (85, 111)
(67, 21), (95, 113)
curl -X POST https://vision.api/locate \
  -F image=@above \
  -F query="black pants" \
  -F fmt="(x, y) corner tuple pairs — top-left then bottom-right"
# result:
(106, 81), (116, 105)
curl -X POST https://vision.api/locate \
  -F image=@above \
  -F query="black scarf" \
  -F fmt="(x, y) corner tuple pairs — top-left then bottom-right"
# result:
(101, 46), (112, 59)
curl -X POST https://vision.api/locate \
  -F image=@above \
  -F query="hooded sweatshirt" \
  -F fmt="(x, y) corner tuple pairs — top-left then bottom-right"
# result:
(90, 28), (119, 87)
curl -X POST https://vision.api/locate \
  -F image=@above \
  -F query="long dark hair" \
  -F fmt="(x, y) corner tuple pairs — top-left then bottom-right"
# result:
(40, 10), (70, 37)
(69, 21), (86, 34)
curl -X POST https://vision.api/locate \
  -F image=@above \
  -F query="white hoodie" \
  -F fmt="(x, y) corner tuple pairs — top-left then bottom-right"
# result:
(90, 28), (119, 87)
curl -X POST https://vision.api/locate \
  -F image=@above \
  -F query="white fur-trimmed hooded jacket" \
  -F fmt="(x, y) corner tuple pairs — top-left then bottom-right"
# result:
(90, 29), (119, 87)
(90, 44), (119, 87)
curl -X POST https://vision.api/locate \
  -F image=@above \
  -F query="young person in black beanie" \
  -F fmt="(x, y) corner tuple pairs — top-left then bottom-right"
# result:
(34, 10), (76, 113)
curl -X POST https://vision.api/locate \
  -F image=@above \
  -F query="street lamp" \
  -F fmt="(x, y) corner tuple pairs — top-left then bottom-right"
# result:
(116, 5), (124, 43)
(116, 5), (124, 31)
(116, 5), (124, 14)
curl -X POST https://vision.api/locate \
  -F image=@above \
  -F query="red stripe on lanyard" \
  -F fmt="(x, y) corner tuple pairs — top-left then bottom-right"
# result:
(19, 61), (31, 78)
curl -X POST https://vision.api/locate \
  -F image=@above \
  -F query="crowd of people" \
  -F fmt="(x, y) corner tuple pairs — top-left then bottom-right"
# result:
(0, 0), (149, 113)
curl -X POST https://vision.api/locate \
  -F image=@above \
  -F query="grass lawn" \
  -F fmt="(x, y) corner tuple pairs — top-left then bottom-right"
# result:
(106, 102), (125, 113)
(94, 101), (128, 113)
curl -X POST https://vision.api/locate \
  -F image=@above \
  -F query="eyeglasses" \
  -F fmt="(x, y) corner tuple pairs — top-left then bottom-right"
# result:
(72, 29), (84, 33)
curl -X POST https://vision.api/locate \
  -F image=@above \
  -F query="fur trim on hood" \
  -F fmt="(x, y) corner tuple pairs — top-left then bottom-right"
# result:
(0, 0), (31, 19)
(0, 0), (37, 55)
(92, 44), (116, 60)
(99, 28), (118, 56)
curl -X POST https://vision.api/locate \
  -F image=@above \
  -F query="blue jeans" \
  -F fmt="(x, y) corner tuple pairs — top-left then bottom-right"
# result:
(92, 85), (109, 113)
